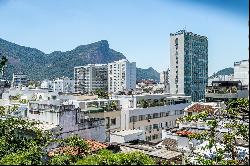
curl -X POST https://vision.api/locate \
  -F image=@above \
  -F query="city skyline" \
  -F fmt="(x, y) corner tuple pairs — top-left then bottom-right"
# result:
(0, 0), (248, 76)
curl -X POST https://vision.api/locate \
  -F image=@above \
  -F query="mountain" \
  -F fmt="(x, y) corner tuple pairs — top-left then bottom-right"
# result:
(209, 67), (234, 78)
(0, 38), (159, 81)
(136, 67), (160, 82)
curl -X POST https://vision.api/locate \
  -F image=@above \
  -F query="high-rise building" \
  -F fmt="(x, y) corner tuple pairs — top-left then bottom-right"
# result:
(169, 30), (208, 102)
(74, 64), (108, 94)
(108, 59), (136, 94)
(234, 60), (249, 89)
(160, 69), (170, 93)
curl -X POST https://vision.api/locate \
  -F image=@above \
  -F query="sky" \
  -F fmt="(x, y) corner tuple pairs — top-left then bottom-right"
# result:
(0, 0), (248, 76)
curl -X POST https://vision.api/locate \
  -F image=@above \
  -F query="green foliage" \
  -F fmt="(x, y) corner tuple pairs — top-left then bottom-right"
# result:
(62, 135), (89, 152)
(0, 143), (45, 165)
(136, 67), (160, 82)
(0, 38), (125, 80)
(75, 149), (156, 165)
(209, 67), (234, 78)
(93, 89), (109, 99)
(0, 117), (51, 160)
(0, 106), (6, 115)
(0, 55), (8, 71)
(182, 98), (249, 165)
(48, 154), (73, 165)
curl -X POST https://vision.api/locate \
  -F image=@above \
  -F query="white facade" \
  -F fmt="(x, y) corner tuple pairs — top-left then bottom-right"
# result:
(170, 30), (208, 102)
(74, 64), (108, 94)
(28, 100), (106, 142)
(108, 59), (136, 94)
(160, 69), (170, 93)
(234, 60), (249, 87)
(71, 98), (122, 142)
(110, 130), (145, 143)
(114, 94), (191, 143)
(12, 73), (28, 87)
(208, 75), (234, 86)
(41, 77), (74, 93)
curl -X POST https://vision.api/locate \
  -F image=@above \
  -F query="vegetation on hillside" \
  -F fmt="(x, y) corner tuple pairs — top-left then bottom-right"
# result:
(136, 67), (160, 82)
(0, 38), (160, 82)
(209, 67), (234, 78)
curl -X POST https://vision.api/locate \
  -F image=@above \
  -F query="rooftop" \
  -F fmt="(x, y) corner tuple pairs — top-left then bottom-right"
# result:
(48, 139), (108, 157)
(111, 129), (144, 137)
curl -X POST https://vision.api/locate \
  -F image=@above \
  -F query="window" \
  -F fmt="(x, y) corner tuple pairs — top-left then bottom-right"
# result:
(132, 116), (137, 122)
(139, 115), (145, 121)
(153, 124), (159, 129)
(160, 112), (165, 117)
(165, 122), (168, 127)
(153, 113), (159, 119)
(152, 134), (159, 140)
(111, 118), (116, 126)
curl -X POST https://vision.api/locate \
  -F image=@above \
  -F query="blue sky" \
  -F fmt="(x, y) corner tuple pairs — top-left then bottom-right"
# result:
(0, 0), (248, 76)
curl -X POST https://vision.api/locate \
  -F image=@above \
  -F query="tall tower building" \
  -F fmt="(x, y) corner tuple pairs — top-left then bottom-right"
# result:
(74, 64), (108, 94)
(108, 59), (136, 94)
(169, 30), (208, 102)
(160, 68), (170, 93)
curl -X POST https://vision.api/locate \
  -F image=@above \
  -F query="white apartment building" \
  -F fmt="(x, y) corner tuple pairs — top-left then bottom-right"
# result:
(108, 59), (136, 94)
(234, 60), (249, 88)
(160, 69), (170, 93)
(169, 30), (208, 102)
(28, 100), (106, 142)
(70, 98), (121, 142)
(41, 77), (74, 93)
(113, 94), (191, 143)
(12, 73), (28, 87)
(74, 64), (108, 94)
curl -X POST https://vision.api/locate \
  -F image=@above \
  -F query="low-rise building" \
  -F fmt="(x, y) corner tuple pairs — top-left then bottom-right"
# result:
(234, 60), (249, 88)
(41, 77), (74, 93)
(28, 100), (106, 142)
(110, 129), (145, 143)
(205, 81), (249, 102)
(114, 94), (191, 143)
(71, 98), (121, 142)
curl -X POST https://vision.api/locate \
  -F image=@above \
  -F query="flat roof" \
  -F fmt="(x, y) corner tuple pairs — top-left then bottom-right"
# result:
(111, 129), (144, 136)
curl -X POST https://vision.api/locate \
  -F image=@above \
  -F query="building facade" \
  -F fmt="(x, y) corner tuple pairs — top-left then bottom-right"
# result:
(28, 100), (106, 142)
(208, 74), (234, 86)
(169, 30), (208, 102)
(12, 73), (28, 88)
(74, 64), (108, 94)
(71, 98), (121, 142)
(108, 59), (136, 94)
(41, 77), (74, 93)
(160, 69), (170, 93)
(115, 94), (191, 143)
(234, 60), (249, 89)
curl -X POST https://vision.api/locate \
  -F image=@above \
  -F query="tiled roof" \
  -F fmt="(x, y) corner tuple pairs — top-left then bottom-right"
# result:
(162, 138), (177, 150)
(48, 146), (84, 157)
(186, 103), (214, 113)
(85, 139), (108, 152)
(48, 139), (107, 157)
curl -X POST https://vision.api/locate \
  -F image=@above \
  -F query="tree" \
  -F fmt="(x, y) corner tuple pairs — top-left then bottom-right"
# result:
(75, 149), (156, 165)
(179, 98), (249, 165)
(0, 117), (52, 164)
(0, 55), (8, 72)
